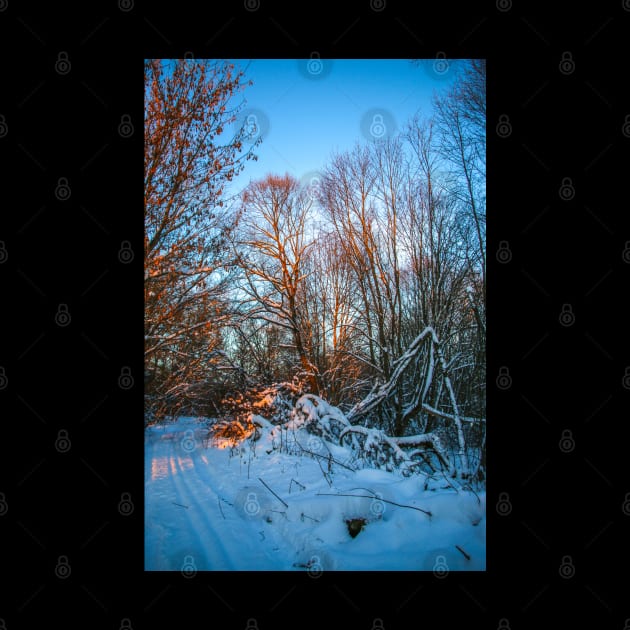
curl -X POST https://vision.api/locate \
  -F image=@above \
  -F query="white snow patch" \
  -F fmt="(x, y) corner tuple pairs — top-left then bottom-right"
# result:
(145, 415), (485, 571)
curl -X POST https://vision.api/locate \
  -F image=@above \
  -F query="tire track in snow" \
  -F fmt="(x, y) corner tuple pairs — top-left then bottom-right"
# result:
(166, 440), (234, 570)
(145, 429), (180, 570)
(146, 422), (299, 570)
(187, 447), (288, 569)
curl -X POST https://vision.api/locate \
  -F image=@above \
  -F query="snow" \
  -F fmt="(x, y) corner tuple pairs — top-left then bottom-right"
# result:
(145, 415), (486, 571)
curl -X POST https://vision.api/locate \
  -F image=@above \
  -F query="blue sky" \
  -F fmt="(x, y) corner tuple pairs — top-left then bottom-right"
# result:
(225, 58), (462, 197)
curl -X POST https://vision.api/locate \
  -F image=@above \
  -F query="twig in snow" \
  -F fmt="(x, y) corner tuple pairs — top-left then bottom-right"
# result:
(172, 502), (189, 509)
(455, 545), (470, 561)
(270, 509), (288, 520)
(440, 469), (461, 492)
(258, 477), (288, 508)
(315, 456), (332, 487)
(316, 493), (432, 517)
(289, 478), (306, 494)
(347, 487), (377, 495)
(462, 485), (481, 505)
(217, 497), (225, 520)
(301, 512), (320, 523)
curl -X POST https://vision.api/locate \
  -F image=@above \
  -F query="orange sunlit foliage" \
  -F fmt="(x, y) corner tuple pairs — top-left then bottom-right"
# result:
(144, 59), (257, 420)
(208, 416), (259, 449)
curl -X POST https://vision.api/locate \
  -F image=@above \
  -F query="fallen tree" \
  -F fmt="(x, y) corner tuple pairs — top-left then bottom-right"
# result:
(339, 424), (454, 477)
(219, 327), (485, 480)
(345, 326), (485, 478)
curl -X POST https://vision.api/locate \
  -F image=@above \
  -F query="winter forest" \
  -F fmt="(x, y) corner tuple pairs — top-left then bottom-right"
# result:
(145, 59), (486, 571)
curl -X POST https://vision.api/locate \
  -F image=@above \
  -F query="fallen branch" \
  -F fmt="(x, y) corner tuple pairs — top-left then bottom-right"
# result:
(439, 470), (461, 492)
(421, 403), (485, 425)
(289, 478), (306, 493)
(315, 456), (332, 487)
(346, 328), (436, 422)
(455, 545), (470, 561)
(339, 425), (450, 476)
(301, 512), (320, 523)
(341, 326), (482, 479)
(316, 492), (432, 517)
(390, 433), (451, 473)
(462, 485), (481, 505)
(258, 477), (288, 508)
(405, 451), (437, 474)
(172, 502), (189, 509)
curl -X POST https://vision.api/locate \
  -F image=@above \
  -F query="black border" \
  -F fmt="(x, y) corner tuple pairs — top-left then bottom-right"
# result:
(6, 4), (626, 628)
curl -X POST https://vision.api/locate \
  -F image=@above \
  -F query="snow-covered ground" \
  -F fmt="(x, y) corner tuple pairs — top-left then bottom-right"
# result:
(145, 416), (486, 572)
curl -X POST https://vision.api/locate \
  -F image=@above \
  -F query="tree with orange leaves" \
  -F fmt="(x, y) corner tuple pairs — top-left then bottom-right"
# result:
(144, 59), (258, 420)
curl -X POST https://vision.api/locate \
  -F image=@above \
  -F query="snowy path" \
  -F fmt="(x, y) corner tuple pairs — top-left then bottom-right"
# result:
(145, 417), (486, 571)
(145, 419), (284, 571)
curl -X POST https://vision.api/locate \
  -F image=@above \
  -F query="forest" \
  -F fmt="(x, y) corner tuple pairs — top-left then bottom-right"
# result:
(144, 58), (486, 485)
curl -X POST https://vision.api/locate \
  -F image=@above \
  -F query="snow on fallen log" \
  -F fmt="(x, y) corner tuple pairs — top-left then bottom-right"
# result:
(247, 371), (478, 480)
(289, 389), (459, 478)
(343, 325), (481, 478)
(390, 433), (451, 473)
(346, 326), (438, 423)
(292, 394), (356, 446)
(339, 424), (454, 477)
(293, 394), (349, 427)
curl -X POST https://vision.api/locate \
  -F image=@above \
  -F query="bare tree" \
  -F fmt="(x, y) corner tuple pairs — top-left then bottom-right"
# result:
(319, 146), (392, 383)
(434, 59), (486, 328)
(433, 60), (486, 429)
(299, 231), (364, 405)
(236, 174), (319, 394)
